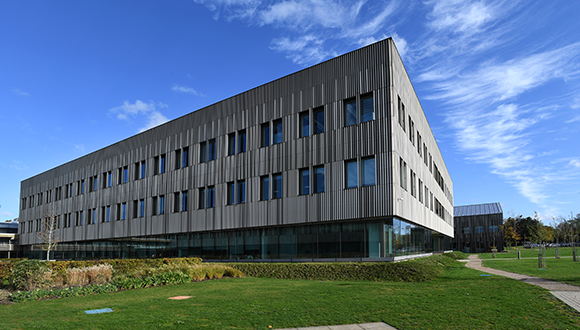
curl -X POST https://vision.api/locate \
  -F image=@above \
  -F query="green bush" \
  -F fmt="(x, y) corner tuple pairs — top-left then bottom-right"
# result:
(9, 260), (52, 291)
(9, 283), (117, 303)
(443, 251), (469, 260)
(227, 255), (453, 282)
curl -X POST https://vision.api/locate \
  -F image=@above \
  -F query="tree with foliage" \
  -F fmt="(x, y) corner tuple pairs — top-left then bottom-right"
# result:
(37, 209), (60, 261)
(502, 217), (522, 248)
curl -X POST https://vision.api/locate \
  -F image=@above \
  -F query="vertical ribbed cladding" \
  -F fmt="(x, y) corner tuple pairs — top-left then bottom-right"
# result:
(19, 38), (439, 245)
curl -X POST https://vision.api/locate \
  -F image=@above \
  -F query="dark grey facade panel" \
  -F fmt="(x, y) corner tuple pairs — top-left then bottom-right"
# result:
(454, 202), (502, 217)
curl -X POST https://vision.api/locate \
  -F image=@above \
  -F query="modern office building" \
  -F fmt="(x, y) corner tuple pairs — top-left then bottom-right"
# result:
(0, 222), (20, 258)
(18, 38), (453, 261)
(454, 203), (503, 253)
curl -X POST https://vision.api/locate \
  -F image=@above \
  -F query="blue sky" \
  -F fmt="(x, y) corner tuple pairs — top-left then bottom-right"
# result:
(1, 1), (579, 224)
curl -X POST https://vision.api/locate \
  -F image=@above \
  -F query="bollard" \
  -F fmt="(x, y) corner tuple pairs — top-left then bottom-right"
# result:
(517, 251), (521, 259)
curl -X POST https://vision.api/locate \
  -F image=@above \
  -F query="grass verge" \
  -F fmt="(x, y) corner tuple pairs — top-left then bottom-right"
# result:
(0, 259), (578, 329)
(482, 257), (580, 286)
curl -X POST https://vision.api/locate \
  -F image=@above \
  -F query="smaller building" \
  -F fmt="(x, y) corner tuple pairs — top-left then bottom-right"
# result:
(0, 222), (20, 259)
(454, 203), (503, 253)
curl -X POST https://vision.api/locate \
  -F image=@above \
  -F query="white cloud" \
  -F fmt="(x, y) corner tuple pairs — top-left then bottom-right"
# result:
(271, 35), (336, 66)
(8, 160), (28, 171)
(110, 100), (170, 133)
(0, 211), (14, 218)
(569, 159), (580, 168)
(427, 0), (494, 34)
(11, 87), (30, 96)
(171, 84), (205, 96)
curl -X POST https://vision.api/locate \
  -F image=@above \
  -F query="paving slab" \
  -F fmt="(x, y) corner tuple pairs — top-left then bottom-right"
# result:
(276, 322), (397, 330)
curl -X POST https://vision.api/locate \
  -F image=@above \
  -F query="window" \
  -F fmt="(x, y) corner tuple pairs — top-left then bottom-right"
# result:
(175, 149), (182, 170)
(79, 211), (83, 226)
(299, 168), (310, 195)
(174, 192), (181, 212)
(299, 111), (309, 137)
(418, 180), (423, 203)
(228, 133), (236, 156)
(160, 154), (166, 173)
(181, 191), (188, 211)
(408, 117), (415, 145)
(159, 195), (165, 215)
(206, 187), (214, 208)
(399, 158), (408, 190)
(361, 94), (374, 123)
(154, 156), (160, 175)
(313, 107), (325, 134)
(93, 176), (98, 191)
(133, 200), (138, 219)
(489, 225), (498, 233)
(417, 133), (422, 157)
(345, 98), (357, 126)
(410, 171), (416, 197)
(398, 96), (406, 130)
(106, 206), (111, 222)
(361, 157), (376, 186)
(182, 147), (189, 167)
(123, 166), (128, 183)
(475, 226), (484, 234)
(152, 196), (158, 215)
(134, 162), (140, 180)
(463, 227), (470, 234)
(227, 182), (235, 205)
(118, 168), (123, 184)
(141, 161), (146, 178)
(121, 203), (127, 220)
(81, 180), (85, 194)
(198, 189), (205, 209)
(261, 123), (270, 147)
(208, 139), (216, 161)
(237, 180), (246, 204)
(429, 153), (432, 173)
(425, 186), (429, 209)
(313, 165), (325, 193)
(346, 160), (357, 188)
(91, 208), (96, 224)
(260, 176), (269, 201)
(273, 174), (282, 199)
(238, 130), (247, 153)
(423, 144), (428, 166)
(200, 142), (207, 163)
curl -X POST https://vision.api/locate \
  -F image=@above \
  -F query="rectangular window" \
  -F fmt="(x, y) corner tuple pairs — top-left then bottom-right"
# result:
(93, 176), (98, 191)
(425, 186), (429, 209)
(424, 144), (428, 166)
(227, 182), (235, 205)
(409, 118), (415, 145)
(361, 93), (374, 123)
(133, 200), (138, 219)
(134, 162), (140, 180)
(345, 98), (357, 126)
(273, 120), (282, 144)
(417, 133), (422, 157)
(152, 196), (158, 215)
(237, 180), (246, 204)
(208, 139), (216, 161)
(410, 171), (416, 197)
(272, 174), (282, 199)
(362, 157), (376, 186)
(174, 192), (181, 212)
(261, 123), (270, 147)
(81, 180), (85, 194)
(108, 171), (112, 187)
(182, 147), (189, 167)
(198, 188), (205, 209)
(398, 96), (406, 130)
(299, 168), (310, 195)
(123, 166), (128, 183)
(154, 156), (159, 175)
(313, 107), (325, 134)
(313, 165), (325, 193)
(139, 200), (145, 218)
(90, 208), (96, 224)
(200, 142), (207, 163)
(181, 191), (188, 211)
(418, 180), (423, 203)
(175, 149), (182, 170)
(299, 111), (309, 137)
(106, 205), (111, 222)
(346, 160), (358, 188)
(238, 130), (247, 153)
(399, 158), (407, 190)
(116, 203), (121, 220)
(159, 195), (165, 215)
(141, 161), (146, 178)
(121, 203), (127, 220)
(160, 154), (166, 173)
(228, 133), (236, 156)
(79, 211), (83, 226)
(260, 176), (269, 201)
(206, 187), (215, 208)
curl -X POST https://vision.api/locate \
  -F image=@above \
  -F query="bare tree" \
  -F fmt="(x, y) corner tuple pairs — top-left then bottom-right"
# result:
(37, 209), (60, 261)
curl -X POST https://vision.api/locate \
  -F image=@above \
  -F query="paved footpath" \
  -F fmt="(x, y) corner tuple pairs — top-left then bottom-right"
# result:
(463, 254), (580, 312)
(276, 322), (397, 330)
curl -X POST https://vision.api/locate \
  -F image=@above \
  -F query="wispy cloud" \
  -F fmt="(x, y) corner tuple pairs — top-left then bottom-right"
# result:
(0, 211), (14, 218)
(109, 100), (170, 133)
(195, 0), (398, 66)
(570, 159), (580, 168)
(11, 87), (30, 96)
(171, 84), (205, 96)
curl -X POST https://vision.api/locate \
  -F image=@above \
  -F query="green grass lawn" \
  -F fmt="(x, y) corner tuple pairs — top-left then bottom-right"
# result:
(481, 255), (580, 286)
(1, 260), (579, 330)
(479, 247), (578, 259)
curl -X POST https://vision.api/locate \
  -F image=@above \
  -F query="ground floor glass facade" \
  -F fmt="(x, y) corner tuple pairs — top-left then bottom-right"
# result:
(24, 218), (448, 261)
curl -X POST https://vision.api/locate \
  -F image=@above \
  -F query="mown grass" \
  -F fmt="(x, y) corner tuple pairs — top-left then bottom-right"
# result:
(0, 259), (578, 330)
(479, 247), (578, 259)
(481, 256), (580, 286)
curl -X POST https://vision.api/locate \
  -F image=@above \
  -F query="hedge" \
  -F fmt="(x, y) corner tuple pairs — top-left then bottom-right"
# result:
(227, 254), (456, 282)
